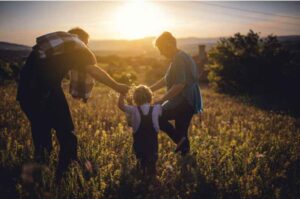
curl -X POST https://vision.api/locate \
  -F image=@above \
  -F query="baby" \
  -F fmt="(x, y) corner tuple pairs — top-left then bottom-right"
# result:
(118, 85), (162, 176)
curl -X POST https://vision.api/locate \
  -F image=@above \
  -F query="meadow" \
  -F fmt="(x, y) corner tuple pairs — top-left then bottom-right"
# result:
(0, 83), (299, 199)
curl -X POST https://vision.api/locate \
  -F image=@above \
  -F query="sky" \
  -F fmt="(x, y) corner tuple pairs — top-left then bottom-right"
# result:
(0, 1), (300, 45)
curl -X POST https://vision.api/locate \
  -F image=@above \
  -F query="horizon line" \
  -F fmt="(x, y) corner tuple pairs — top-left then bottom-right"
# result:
(1, 34), (300, 47)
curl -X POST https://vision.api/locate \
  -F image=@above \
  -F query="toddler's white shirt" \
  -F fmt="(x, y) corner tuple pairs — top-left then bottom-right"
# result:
(123, 103), (162, 133)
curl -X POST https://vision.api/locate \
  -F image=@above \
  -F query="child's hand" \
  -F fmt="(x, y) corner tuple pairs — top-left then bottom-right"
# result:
(117, 83), (130, 95)
(126, 95), (133, 105)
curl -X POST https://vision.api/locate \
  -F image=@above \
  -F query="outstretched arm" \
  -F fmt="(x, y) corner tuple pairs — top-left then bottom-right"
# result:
(86, 65), (129, 94)
(153, 83), (185, 104)
(150, 77), (166, 92)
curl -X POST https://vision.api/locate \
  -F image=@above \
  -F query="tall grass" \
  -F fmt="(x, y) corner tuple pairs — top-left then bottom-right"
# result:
(0, 84), (299, 198)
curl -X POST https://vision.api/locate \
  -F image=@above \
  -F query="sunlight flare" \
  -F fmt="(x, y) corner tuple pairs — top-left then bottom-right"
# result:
(113, 1), (169, 39)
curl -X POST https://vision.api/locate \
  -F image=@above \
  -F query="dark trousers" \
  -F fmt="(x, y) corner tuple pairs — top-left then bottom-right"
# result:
(136, 158), (157, 176)
(159, 100), (194, 150)
(19, 89), (77, 179)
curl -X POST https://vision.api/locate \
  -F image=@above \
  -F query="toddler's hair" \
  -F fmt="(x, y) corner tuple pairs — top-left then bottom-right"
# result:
(133, 85), (153, 106)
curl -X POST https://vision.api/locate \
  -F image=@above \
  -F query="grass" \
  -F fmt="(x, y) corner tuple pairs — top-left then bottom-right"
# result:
(0, 83), (299, 199)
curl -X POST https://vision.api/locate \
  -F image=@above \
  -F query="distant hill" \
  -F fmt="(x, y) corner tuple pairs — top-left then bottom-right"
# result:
(0, 42), (31, 51)
(89, 37), (218, 56)
(89, 35), (300, 56)
(278, 35), (300, 54)
(277, 35), (300, 42)
(1, 35), (300, 62)
(0, 42), (31, 63)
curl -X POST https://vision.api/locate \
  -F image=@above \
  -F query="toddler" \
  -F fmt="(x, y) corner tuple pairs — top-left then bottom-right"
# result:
(118, 85), (162, 176)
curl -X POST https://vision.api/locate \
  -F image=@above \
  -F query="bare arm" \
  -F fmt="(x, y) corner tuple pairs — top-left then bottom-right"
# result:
(86, 65), (129, 94)
(150, 77), (166, 92)
(154, 83), (185, 104)
(118, 94), (126, 112)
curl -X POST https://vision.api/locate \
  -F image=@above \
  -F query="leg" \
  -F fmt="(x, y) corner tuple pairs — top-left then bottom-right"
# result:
(175, 102), (194, 154)
(30, 120), (52, 163)
(140, 158), (147, 175)
(49, 89), (77, 180)
(145, 158), (157, 176)
(55, 129), (78, 179)
(159, 108), (182, 144)
(19, 100), (52, 163)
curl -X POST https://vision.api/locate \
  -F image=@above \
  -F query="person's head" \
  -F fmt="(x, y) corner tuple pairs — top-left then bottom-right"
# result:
(133, 85), (153, 106)
(68, 27), (89, 45)
(155, 31), (178, 59)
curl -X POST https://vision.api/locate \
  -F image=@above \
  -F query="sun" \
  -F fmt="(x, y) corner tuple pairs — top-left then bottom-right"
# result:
(113, 1), (169, 39)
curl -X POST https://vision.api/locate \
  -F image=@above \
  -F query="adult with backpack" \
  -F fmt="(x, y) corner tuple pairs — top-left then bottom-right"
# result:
(17, 27), (129, 180)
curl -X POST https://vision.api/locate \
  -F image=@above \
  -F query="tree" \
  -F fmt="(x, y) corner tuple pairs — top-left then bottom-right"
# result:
(207, 30), (297, 96)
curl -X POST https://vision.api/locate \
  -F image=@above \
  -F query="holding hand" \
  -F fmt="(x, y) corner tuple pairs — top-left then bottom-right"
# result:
(116, 83), (130, 95)
(86, 65), (130, 95)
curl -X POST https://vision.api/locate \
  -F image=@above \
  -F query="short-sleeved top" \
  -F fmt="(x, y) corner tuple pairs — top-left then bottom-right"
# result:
(162, 50), (203, 114)
(17, 47), (96, 102)
(123, 104), (162, 133)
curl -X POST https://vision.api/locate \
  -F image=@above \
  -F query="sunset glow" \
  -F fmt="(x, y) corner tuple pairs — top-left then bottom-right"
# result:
(113, 1), (170, 39)
(0, 1), (299, 45)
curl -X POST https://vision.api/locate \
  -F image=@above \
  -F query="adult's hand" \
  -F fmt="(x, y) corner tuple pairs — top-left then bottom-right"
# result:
(86, 65), (129, 94)
(154, 83), (184, 104)
(150, 77), (166, 92)
(116, 83), (130, 95)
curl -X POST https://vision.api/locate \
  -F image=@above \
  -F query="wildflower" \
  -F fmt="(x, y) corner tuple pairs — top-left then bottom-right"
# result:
(166, 164), (174, 172)
(84, 160), (93, 173)
(21, 163), (35, 184)
(255, 152), (265, 158)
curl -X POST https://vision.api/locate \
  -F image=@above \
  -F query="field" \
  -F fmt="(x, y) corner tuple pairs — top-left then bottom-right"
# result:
(0, 83), (299, 199)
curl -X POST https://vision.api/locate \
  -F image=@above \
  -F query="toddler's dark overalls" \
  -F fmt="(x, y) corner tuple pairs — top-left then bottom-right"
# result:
(133, 106), (158, 175)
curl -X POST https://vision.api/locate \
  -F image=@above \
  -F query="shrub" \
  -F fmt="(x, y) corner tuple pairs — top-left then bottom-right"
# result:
(207, 30), (299, 96)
